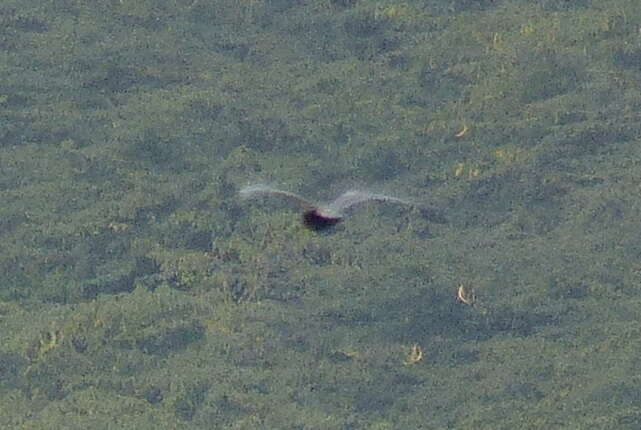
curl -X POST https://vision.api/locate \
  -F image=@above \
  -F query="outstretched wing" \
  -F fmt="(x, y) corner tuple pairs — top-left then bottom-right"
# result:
(329, 190), (411, 214)
(239, 184), (316, 211)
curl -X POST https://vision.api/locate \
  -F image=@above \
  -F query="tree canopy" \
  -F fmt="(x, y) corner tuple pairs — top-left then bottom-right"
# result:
(1, 0), (641, 427)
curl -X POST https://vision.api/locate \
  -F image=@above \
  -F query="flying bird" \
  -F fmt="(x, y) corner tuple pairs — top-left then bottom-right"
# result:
(239, 184), (415, 231)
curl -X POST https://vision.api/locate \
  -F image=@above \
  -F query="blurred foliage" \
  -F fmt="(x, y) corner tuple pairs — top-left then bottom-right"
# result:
(2, 0), (641, 427)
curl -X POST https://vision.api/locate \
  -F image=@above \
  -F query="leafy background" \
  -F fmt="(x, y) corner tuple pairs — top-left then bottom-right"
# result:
(2, 0), (641, 428)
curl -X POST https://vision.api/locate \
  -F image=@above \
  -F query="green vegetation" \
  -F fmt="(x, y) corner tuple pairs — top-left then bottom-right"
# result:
(2, 0), (641, 427)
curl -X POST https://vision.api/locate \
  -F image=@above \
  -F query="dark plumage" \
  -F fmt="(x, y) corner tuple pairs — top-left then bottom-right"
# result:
(239, 184), (413, 231)
(301, 209), (342, 231)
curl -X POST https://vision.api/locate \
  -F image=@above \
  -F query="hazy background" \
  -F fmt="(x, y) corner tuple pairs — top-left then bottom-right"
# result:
(1, 0), (640, 428)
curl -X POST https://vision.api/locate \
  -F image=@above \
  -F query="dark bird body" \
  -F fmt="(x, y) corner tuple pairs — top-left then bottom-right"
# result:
(239, 184), (414, 231)
(301, 208), (342, 231)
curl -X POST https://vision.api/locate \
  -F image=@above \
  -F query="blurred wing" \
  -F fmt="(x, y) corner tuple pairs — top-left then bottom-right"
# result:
(329, 190), (411, 213)
(239, 184), (316, 211)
